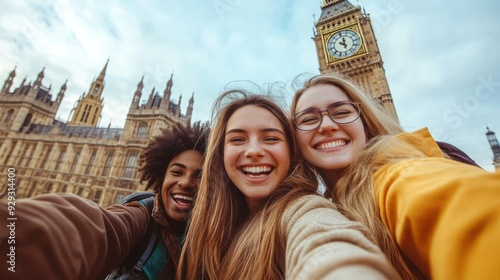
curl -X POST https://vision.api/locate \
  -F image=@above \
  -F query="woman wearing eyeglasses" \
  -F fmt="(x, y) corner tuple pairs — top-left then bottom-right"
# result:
(290, 73), (500, 280)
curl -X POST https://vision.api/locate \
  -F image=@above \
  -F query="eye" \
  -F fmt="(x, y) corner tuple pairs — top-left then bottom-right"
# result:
(228, 137), (245, 143)
(263, 136), (280, 142)
(297, 112), (320, 125)
(169, 169), (184, 176)
(329, 103), (357, 118)
(331, 109), (352, 117)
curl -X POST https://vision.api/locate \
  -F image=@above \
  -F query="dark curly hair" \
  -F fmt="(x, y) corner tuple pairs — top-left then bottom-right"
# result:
(139, 121), (210, 193)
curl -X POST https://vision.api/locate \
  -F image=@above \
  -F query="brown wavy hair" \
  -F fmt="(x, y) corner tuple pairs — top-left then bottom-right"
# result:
(178, 89), (318, 279)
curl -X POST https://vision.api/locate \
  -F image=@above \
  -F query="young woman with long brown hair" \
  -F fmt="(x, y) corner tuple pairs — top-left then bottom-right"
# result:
(178, 90), (399, 279)
(290, 73), (500, 279)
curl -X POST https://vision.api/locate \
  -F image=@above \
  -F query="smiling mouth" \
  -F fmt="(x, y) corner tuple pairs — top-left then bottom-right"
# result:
(315, 140), (348, 150)
(171, 194), (194, 206)
(241, 166), (273, 178)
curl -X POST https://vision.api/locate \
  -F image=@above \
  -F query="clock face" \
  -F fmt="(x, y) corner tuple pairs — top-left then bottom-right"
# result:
(327, 30), (362, 59)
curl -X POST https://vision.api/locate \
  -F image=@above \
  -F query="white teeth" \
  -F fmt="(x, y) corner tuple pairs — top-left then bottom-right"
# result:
(242, 166), (272, 173)
(172, 194), (193, 201)
(316, 140), (346, 150)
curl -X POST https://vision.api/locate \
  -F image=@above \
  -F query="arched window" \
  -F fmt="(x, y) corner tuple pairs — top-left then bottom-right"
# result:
(20, 113), (32, 130)
(4, 109), (14, 123)
(136, 122), (148, 138)
(123, 151), (138, 178)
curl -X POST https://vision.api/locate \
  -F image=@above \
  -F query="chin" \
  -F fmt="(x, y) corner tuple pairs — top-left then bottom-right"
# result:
(320, 161), (350, 171)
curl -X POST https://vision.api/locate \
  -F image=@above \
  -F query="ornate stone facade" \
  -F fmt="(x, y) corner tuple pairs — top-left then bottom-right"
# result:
(0, 62), (194, 207)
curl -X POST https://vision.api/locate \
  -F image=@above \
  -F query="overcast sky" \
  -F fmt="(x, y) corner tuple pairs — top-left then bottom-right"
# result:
(1, 0), (499, 171)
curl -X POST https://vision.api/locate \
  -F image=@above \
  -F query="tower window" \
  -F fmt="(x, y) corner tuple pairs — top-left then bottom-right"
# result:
(123, 151), (138, 178)
(85, 149), (97, 175)
(70, 148), (81, 173)
(101, 152), (114, 176)
(136, 122), (148, 138)
(4, 109), (14, 123)
(93, 190), (102, 201)
(55, 148), (67, 171)
(39, 145), (53, 169)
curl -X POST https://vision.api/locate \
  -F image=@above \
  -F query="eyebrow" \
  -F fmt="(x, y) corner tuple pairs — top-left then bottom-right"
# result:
(225, 128), (285, 136)
(169, 163), (186, 169)
(298, 100), (351, 112)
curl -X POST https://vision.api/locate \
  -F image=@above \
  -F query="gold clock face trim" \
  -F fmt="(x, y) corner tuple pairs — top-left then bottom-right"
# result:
(326, 29), (362, 59)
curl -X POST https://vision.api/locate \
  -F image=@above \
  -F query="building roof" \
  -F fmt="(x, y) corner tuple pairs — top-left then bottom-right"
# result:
(318, 0), (357, 23)
(27, 122), (123, 140)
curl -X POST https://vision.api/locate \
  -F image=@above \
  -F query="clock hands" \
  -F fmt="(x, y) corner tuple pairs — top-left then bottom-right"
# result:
(327, 29), (361, 59)
(339, 37), (347, 48)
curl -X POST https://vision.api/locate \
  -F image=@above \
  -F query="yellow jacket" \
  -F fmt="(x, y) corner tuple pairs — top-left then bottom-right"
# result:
(375, 128), (500, 279)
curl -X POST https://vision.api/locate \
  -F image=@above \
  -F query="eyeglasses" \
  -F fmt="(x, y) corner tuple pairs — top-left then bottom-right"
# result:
(293, 102), (361, 131)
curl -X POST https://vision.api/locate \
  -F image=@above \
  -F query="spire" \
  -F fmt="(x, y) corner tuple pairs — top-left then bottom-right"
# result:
(176, 93), (182, 117)
(486, 126), (500, 170)
(130, 76), (143, 110)
(163, 72), (173, 102)
(319, 0), (356, 22)
(97, 59), (109, 81)
(167, 72), (173, 90)
(37, 67), (45, 79)
(147, 86), (155, 107)
(322, 0), (351, 7)
(9, 66), (16, 78)
(189, 91), (194, 104)
(32, 66), (45, 91)
(138, 75), (144, 88)
(2, 66), (16, 94)
(57, 79), (67, 102)
(186, 92), (194, 125)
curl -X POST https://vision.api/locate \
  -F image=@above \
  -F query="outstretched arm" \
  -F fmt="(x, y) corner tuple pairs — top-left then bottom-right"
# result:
(0, 193), (149, 280)
(284, 195), (399, 280)
(376, 157), (500, 279)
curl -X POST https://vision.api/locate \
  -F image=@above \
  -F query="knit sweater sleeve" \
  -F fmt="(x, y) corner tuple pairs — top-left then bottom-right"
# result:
(0, 193), (150, 280)
(283, 194), (399, 280)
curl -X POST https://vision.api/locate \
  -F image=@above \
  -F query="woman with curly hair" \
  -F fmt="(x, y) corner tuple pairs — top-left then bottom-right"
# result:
(0, 122), (209, 280)
(109, 121), (210, 280)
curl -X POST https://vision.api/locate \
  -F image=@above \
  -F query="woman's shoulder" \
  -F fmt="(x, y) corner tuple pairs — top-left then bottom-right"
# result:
(282, 194), (355, 231)
(286, 194), (336, 211)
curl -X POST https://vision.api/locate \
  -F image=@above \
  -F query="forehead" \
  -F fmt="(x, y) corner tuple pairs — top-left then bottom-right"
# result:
(226, 105), (284, 131)
(168, 150), (203, 168)
(296, 84), (350, 111)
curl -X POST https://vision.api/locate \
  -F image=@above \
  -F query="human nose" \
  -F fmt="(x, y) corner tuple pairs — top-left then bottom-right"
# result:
(177, 176), (196, 189)
(244, 139), (265, 158)
(317, 111), (339, 133)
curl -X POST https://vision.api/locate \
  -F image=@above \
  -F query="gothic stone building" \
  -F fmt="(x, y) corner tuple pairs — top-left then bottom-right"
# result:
(0, 61), (195, 207)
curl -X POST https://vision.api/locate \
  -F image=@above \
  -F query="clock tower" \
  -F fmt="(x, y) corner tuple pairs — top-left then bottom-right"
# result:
(314, 0), (398, 121)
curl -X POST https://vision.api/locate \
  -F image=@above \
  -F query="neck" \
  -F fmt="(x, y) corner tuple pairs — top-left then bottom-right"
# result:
(246, 199), (263, 215)
(166, 216), (187, 234)
(318, 169), (341, 192)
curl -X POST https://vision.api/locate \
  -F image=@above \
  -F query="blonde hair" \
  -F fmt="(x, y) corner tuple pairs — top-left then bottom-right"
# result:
(179, 90), (318, 280)
(291, 73), (424, 279)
